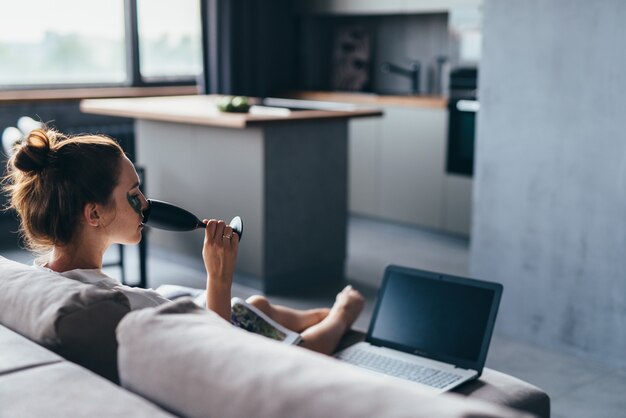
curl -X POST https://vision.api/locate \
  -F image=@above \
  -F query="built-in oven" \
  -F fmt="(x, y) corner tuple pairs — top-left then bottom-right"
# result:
(446, 67), (478, 177)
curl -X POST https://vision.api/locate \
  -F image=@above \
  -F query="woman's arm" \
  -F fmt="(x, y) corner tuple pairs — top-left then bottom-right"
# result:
(202, 219), (239, 321)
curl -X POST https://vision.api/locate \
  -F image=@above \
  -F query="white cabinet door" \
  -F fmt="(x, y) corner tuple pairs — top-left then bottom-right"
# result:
(443, 174), (473, 235)
(349, 117), (382, 217)
(348, 105), (467, 234)
(379, 106), (447, 229)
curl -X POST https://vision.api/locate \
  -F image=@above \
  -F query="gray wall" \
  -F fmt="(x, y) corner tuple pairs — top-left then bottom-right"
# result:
(471, 0), (626, 367)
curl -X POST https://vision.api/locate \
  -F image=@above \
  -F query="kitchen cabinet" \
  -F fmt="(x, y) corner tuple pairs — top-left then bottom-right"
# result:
(443, 174), (472, 235)
(299, 0), (482, 15)
(288, 91), (471, 236)
(380, 106), (446, 229)
(348, 117), (382, 218)
(349, 105), (447, 231)
(350, 104), (472, 235)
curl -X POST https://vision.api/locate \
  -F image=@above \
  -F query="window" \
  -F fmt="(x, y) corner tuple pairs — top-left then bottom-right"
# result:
(0, 1), (126, 86)
(137, 0), (202, 80)
(0, 0), (202, 88)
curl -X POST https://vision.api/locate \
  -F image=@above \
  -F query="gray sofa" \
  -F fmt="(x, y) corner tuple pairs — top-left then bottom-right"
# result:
(0, 256), (550, 417)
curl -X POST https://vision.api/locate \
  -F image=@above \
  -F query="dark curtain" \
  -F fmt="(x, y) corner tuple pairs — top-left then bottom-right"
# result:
(201, 0), (297, 97)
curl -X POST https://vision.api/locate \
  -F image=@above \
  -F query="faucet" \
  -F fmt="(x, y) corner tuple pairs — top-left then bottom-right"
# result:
(380, 61), (421, 94)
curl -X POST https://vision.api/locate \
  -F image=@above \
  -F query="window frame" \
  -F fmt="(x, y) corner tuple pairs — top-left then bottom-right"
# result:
(0, 0), (202, 91)
(127, 0), (202, 87)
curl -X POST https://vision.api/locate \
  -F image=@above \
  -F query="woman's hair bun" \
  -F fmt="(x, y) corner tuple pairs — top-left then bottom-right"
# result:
(13, 129), (57, 174)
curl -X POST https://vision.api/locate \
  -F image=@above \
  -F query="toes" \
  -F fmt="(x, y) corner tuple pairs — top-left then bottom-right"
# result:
(339, 284), (354, 296)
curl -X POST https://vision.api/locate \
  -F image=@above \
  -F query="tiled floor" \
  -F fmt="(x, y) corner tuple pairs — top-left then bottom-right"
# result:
(5, 215), (625, 417)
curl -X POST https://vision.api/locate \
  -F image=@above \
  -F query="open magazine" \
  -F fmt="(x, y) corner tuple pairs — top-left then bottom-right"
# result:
(230, 297), (303, 345)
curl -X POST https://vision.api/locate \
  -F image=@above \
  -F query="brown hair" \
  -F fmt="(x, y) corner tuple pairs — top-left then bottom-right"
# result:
(2, 128), (125, 252)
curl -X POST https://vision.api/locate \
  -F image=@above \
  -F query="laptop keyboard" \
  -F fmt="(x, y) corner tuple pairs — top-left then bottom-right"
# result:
(337, 347), (463, 389)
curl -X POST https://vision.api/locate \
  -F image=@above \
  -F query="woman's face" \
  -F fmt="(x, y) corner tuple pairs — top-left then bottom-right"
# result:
(101, 156), (147, 246)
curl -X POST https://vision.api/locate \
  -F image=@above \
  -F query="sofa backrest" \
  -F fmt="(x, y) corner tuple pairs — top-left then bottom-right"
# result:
(117, 299), (531, 418)
(0, 256), (131, 382)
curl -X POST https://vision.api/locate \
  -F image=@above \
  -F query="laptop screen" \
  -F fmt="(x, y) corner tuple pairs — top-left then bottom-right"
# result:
(366, 266), (502, 371)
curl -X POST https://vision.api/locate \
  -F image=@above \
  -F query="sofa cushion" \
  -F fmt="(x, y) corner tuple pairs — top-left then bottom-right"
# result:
(0, 324), (62, 376)
(117, 299), (532, 418)
(0, 256), (131, 382)
(0, 360), (176, 417)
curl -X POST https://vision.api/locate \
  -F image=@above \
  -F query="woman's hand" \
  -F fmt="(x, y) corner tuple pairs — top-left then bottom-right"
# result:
(202, 219), (239, 320)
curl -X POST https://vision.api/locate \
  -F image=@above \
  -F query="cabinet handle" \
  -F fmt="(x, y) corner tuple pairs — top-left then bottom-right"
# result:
(456, 100), (480, 113)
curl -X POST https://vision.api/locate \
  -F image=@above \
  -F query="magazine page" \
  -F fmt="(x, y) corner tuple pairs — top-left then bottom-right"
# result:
(231, 297), (302, 345)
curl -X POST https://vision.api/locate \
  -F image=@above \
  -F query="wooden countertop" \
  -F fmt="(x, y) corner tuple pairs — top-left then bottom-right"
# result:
(283, 91), (448, 109)
(80, 95), (383, 129)
(0, 86), (198, 104)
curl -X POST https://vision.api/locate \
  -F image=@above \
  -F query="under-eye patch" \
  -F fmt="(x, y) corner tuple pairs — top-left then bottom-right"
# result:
(127, 192), (143, 215)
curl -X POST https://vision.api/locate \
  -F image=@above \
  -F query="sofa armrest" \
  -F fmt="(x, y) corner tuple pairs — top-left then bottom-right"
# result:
(455, 369), (550, 418)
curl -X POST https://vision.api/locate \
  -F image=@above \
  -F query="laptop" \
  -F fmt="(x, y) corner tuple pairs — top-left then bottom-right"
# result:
(335, 265), (502, 394)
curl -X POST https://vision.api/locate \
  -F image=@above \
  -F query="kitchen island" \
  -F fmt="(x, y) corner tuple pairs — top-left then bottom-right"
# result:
(81, 95), (381, 293)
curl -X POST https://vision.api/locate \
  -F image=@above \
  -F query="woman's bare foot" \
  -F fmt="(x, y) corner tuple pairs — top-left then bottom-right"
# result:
(327, 285), (365, 333)
(299, 285), (365, 355)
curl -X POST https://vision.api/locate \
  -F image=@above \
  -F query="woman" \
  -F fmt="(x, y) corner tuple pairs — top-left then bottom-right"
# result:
(3, 128), (364, 355)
